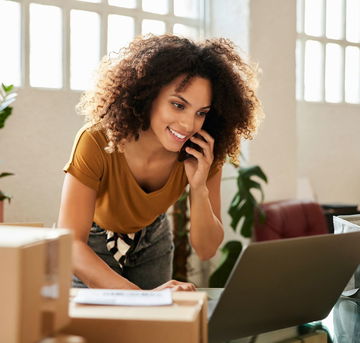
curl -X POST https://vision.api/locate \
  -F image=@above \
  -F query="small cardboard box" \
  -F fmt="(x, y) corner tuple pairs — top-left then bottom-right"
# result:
(61, 290), (208, 343)
(0, 226), (72, 343)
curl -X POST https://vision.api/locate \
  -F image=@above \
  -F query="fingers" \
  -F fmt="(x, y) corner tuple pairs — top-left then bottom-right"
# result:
(198, 129), (215, 147)
(185, 145), (205, 160)
(187, 131), (214, 162)
(167, 280), (196, 291)
(154, 280), (196, 292)
(171, 284), (196, 291)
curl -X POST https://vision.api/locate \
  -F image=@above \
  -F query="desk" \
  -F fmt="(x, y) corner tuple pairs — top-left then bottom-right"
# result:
(62, 289), (358, 343)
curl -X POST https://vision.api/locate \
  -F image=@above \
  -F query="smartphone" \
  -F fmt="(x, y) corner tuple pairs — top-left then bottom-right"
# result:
(178, 113), (217, 162)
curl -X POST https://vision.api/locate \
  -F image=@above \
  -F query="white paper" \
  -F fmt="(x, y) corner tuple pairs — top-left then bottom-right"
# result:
(73, 288), (173, 306)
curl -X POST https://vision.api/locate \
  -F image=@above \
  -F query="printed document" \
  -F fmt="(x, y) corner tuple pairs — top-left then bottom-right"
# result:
(73, 288), (173, 306)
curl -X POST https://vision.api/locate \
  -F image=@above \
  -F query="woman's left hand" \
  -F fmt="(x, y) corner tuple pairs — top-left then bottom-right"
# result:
(184, 129), (214, 190)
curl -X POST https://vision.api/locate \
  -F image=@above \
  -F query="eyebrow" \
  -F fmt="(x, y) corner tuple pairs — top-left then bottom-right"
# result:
(171, 94), (211, 110)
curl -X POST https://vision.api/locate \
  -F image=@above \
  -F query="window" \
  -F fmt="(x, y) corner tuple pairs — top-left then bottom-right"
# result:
(0, 0), (204, 90)
(297, 0), (360, 104)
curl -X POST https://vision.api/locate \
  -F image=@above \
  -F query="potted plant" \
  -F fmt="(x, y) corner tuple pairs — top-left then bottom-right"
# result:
(209, 164), (267, 287)
(0, 83), (17, 221)
(171, 162), (268, 286)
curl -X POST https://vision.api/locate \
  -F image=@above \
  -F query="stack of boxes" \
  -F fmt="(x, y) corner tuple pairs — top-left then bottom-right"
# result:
(0, 226), (82, 343)
(0, 226), (208, 343)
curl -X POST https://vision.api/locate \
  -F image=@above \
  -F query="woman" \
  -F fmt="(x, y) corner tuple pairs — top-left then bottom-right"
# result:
(58, 34), (262, 291)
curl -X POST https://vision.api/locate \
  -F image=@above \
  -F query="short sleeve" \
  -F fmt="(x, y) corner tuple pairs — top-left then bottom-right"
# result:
(63, 127), (104, 191)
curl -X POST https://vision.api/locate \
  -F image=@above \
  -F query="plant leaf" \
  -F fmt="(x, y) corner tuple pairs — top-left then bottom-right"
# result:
(229, 200), (250, 232)
(241, 165), (268, 183)
(177, 190), (189, 202)
(209, 240), (242, 288)
(2, 84), (14, 93)
(254, 205), (267, 224)
(0, 172), (14, 178)
(241, 213), (254, 238)
(245, 179), (266, 202)
(229, 192), (241, 210)
(0, 190), (12, 203)
(0, 107), (12, 129)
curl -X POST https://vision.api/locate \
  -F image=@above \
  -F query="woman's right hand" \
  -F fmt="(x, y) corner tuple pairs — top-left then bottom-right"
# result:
(152, 280), (196, 292)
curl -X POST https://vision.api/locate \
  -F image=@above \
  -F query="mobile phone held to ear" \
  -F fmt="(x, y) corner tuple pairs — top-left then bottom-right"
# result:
(178, 133), (204, 162)
(178, 116), (216, 162)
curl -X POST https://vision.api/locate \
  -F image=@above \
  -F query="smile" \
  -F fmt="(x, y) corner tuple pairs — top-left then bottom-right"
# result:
(168, 127), (187, 141)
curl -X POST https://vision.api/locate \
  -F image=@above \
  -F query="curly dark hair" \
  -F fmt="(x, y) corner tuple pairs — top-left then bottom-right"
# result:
(76, 34), (264, 165)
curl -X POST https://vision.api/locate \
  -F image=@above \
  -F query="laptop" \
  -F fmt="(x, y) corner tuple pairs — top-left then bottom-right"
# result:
(203, 231), (360, 343)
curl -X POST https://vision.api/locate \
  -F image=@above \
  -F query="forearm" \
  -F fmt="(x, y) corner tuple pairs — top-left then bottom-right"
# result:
(189, 186), (224, 260)
(73, 240), (140, 290)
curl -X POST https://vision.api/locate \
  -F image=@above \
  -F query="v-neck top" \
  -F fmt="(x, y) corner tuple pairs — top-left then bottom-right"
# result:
(64, 125), (219, 234)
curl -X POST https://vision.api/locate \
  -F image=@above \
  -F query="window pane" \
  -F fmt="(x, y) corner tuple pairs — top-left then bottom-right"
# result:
(346, 0), (360, 43)
(30, 3), (62, 88)
(108, 15), (134, 54)
(304, 0), (324, 37)
(173, 24), (198, 40)
(108, 0), (136, 8)
(142, 20), (166, 35)
(70, 10), (100, 90)
(325, 43), (343, 103)
(304, 40), (323, 102)
(345, 46), (360, 103)
(142, 0), (168, 15)
(174, 0), (199, 18)
(326, 0), (344, 39)
(0, 1), (21, 86)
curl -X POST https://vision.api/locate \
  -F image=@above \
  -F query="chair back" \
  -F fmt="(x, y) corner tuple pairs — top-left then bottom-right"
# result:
(254, 199), (328, 241)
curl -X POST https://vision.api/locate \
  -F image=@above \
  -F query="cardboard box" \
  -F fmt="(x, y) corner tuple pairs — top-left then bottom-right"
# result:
(0, 226), (72, 343)
(61, 290), (208, 343)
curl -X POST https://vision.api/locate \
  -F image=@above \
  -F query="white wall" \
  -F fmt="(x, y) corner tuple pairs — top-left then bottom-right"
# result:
(297, 102), (360, 204)
(248, 0), (297, 201)
(0, 89), (83, 225)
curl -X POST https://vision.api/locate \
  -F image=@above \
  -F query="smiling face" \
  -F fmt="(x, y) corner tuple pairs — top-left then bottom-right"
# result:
(146, 75), (212, 153)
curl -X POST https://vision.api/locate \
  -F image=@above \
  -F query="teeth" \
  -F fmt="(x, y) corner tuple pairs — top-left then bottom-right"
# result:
(169, 128), (186, 139)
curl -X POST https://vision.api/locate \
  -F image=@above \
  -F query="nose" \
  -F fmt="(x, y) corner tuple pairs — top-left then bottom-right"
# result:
(178, 113), (196, 133)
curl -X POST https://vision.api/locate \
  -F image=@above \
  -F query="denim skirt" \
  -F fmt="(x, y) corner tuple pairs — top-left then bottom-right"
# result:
(72, 214), (174, 290)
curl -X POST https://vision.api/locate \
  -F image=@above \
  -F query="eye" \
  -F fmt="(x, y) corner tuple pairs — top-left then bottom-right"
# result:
(197, 111), (209, 117)
(171, 102), (185, 110)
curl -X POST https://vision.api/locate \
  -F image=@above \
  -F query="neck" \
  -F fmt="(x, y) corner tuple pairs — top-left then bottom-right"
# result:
(124, 130), (177, 163)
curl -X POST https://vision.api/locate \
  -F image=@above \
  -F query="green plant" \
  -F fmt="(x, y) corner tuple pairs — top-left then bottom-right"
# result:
(0, 83), (17, 202)
(209, 164), (267, 287)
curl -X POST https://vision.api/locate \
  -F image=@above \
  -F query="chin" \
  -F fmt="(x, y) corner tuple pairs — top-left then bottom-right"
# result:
(163, 142), (182, 153)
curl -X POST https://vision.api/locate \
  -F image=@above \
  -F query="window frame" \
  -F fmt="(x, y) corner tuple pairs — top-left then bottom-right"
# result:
(6, 0), (205, 90)
(296, 0), (360, 104)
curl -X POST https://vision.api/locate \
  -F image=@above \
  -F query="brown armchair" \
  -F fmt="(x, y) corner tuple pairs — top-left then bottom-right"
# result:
(254, 199), (329, 241)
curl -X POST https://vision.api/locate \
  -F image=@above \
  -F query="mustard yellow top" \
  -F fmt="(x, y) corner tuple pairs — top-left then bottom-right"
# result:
(64, 126), (219, 234)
